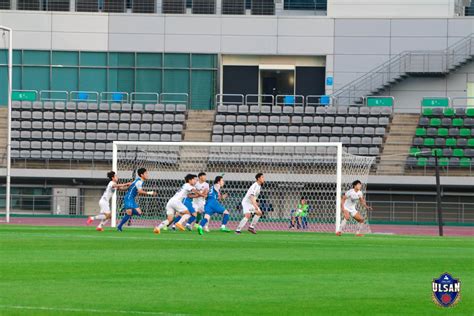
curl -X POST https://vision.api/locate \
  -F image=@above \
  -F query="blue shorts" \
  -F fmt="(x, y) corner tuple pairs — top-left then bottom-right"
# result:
(204, 200), (226, 216)
(183, 198), (196, 214)
(123, 198), (139, 210)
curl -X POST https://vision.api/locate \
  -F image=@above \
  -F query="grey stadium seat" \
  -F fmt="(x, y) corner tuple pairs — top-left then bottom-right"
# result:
(351, 137), (361, 145)
(375, 127), (386, 136)
(271, 107), (282, 115)
(258, 116), (269, 124)
(305, 106), (315, 115)
(369, 147), (380, 156)
(257, 126), (267, 134)
(348, 107), (359, 115)
(238, 105), (249, 114)
(212, 135), (222, 142)
(280, 116), (290, 124)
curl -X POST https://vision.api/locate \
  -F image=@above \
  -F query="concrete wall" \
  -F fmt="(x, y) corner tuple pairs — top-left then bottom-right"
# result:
(328, 0), (466, 18)
(83, 189), (102, 216)
(382, 62), (474, 112)
(0, 11), (473, 109)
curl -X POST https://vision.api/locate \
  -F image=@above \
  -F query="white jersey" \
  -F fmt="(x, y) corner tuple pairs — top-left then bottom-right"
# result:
(242, 182), (261, 205)
(171, 183), (195, 202)
(194, 181), (209, 204)
(344, 189), (363, 211)
(100, 181), (116, 202)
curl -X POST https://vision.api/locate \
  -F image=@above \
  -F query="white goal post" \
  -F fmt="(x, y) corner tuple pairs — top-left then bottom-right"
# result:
(111, 142), (375, 233)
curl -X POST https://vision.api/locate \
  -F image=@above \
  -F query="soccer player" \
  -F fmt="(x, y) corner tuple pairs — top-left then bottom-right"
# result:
(235, 173), (265, 234)
(187, 172), (210, 231)
(289, 197), (309, 230)
(86, 171), (132, 231)
(153, 174), (200, 234)
(336, 180), (373, 237)
(196, 176), (231, 235)
(117, 168), (157, 232)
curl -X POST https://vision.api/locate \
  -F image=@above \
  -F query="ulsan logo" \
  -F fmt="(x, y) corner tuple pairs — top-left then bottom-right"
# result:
(432, 273), (461, 307)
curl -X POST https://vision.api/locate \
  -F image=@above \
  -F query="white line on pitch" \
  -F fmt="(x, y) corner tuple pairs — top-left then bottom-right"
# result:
(0, 305), (189, 315)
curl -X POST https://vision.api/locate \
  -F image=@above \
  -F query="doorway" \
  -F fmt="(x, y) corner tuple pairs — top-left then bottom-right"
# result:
(260, 69), (295, 104)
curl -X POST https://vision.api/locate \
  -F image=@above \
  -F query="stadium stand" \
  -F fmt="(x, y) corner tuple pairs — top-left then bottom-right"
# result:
(407, 107), (474, 168)
(211, 104), (392, 157)
(10, 101), (186, 161)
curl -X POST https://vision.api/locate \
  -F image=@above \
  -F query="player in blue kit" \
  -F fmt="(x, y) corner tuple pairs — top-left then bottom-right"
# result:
(197, 176), (231, 235)
(117, 168), (157, 231)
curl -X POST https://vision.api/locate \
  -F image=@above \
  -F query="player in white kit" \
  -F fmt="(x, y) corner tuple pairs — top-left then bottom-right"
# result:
(235, 173), (265, 234)
(185, 172), (210, 231)
(336, 180), (373, 237)
(86, 171), (132, 231)
(153, 174), (201, 234)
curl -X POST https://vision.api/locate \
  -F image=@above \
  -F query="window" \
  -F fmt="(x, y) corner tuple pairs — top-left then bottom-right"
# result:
(0, 50), (217, 109)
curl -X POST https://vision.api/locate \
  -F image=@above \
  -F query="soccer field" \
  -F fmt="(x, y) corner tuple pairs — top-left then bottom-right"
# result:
(0, 226), (472, 316)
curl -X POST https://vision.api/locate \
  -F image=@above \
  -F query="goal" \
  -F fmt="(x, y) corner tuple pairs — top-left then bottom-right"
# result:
(112, 142), (375, 233)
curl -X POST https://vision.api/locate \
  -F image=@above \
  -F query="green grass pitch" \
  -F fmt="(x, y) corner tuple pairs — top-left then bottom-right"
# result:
(0, 225), (472, 315)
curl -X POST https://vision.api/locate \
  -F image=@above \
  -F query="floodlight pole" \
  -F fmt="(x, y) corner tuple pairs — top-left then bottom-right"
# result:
(434, 151), (443, 236)
(1, 26), (13, 223)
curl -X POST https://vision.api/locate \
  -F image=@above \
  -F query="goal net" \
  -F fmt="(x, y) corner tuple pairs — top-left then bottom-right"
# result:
(112, 142), (375, 234)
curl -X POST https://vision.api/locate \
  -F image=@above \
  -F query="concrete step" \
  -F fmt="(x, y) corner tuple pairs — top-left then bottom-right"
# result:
(377, 112), (419, 175)
(185, 122), (214, 129)
(182, 110), (214, 142)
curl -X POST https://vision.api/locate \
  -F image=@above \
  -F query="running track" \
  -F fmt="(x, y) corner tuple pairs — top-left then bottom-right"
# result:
(1, 217), (472, 237)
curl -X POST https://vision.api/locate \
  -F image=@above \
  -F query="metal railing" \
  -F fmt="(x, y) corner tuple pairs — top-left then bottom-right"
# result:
(368, 200), (474, 224)
(5, 0), (328, 14)
(0, 193), (100, 216)
(245, 94), (274, 107)
(275, 94), (305, 107)
(69, 91), (99, 102)
(99, 92), (129, 103)
(0, 195), (472, 224)
(39, 90), (69, 102)
(159, 93), (189, 107)
(334, 33), (474, 106)
(215, 94), (245, 106)
(130, 92), (160, 104)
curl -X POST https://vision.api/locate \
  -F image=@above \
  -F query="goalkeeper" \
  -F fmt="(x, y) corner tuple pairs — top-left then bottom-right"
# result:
(289, 197), (309, 230)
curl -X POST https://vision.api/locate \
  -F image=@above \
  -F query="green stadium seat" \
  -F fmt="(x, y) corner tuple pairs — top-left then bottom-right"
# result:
(460, 128), (470, 137)
(453, 149), (464, 157)
(422, 108), (433, 116)
(446, 138), (457, 147)
(417, 157), (428, 166)
(437, 128), (448, 137)
(460, 158), (471, 168)
(423, 138), (435, 146)
(443, 108), (455, 117)
(468, 139), (474, 147)
(439, 157), (449, 166)
(430, 118), (441, 126)
(452, 118), (464, 127)
(415, 128), (426, 136)
(431, 148), (442, 157)
(466, 108), (474, 117)
(410, 147), (421, 156)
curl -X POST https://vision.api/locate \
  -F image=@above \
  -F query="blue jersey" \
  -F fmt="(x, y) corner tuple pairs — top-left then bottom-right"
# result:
(207, 184), (221, 202)
(205, 184), (226, 215)
(124, 177), (143, 202)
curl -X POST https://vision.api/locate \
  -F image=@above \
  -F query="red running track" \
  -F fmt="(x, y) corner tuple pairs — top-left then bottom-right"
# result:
(1, 217), (473, 237)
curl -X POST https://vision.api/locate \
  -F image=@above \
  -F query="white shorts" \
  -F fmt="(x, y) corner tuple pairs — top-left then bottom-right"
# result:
(344, 207), (359, 217)
(166, 199), (188, 216)
(242, 201), (256, 215)
(99, 199), (111, 214)
(192, 200), (205, 213)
